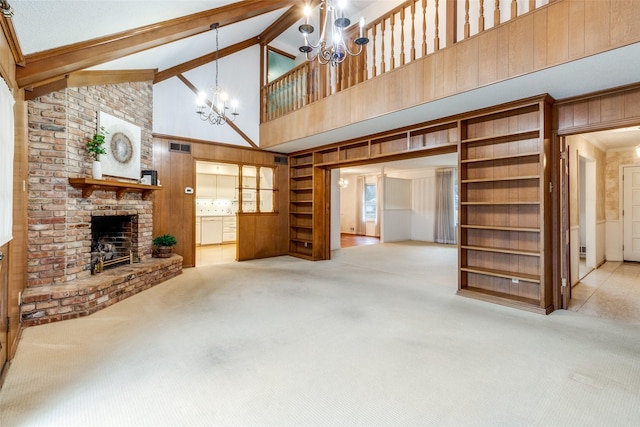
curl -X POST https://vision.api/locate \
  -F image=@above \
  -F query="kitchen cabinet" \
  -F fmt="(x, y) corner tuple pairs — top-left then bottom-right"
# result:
(195, 217), (201, 245)
(217, 175), (237, 200)
(197, 174), (216, 198)
(201, 217), (223, 245)
(223, 217), (236, 242)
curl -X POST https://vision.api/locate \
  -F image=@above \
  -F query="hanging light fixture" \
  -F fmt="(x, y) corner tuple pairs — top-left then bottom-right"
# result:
(338, 177), (349, 188)
(299, 0), (369, 66)
(196, 23), (239, 125)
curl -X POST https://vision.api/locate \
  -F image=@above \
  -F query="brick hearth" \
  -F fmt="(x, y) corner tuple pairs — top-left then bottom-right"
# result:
(21, 254), (182, 327)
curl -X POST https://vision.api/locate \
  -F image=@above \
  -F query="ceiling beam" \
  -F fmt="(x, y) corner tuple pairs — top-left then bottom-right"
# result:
(258, 0), (320, 46)
(154, 38), (258, 84)
(16, 0), (296, 89)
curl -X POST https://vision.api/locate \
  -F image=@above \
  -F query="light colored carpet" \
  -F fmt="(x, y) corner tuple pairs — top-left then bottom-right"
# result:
(1, 242), (639, 426)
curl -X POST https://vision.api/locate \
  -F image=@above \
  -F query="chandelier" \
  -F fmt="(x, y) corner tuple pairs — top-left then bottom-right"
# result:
(299, 0), (369, 66)
(196, 23), (239, 125)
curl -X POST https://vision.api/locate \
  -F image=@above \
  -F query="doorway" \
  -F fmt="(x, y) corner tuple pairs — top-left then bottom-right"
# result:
(195, 161), (240, 266)
(565, 126), (640, 322)
(331, 154), (458, 251)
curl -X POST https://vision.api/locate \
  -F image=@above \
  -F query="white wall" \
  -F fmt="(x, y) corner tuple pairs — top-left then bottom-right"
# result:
(382, 177), (412, 242)
(153, 45), (260, 147)
(339, 173), (358, 234)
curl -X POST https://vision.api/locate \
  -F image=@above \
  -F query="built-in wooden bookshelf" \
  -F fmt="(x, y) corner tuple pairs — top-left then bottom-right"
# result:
(457, 96), (554, 314)
(289, 153), (314, 259)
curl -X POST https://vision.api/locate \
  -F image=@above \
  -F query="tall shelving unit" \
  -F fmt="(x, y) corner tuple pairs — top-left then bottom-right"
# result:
(289, 153), (315, 259)
(457, 96), (554, 314)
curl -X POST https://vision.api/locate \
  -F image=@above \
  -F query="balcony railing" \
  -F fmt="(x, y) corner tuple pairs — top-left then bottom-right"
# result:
(262, 0), (550, 123)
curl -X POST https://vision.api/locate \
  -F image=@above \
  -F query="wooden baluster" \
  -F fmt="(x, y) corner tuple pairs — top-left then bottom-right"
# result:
(494, 0), (500, 26)
(380, 19), (386, 74)
(464, 0), (470, 39)
(400, 8), (406, 66)
(410, 1), (416, 61)
(295, 69), (300, 110)
(371, 24), (377, 77)
(479, 0), (485, 32)
(434, 0), (440, 51)
(511, 0), (517, 18)
(422, 0), (427, 56)
(529, 0), (535, 13)
(390, 14), (395, 70)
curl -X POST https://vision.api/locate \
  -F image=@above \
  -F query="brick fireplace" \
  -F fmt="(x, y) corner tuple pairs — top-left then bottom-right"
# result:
(21, 81), (182, 326)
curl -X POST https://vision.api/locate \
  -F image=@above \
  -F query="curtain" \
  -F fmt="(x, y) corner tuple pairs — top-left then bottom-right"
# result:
(374, 174), (383, 237)
(355, 176), (366, 235)
(0, 77), (15, 247)
(435, 168), (457, 244)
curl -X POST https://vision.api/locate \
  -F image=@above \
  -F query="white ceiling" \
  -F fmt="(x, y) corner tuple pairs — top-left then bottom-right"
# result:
(8, 0), (640, 154)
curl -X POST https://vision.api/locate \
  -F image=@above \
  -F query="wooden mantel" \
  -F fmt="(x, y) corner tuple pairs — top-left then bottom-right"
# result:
(68, 178), (161, 200)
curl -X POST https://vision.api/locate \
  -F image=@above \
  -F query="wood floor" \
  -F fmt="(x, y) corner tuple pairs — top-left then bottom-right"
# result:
(340, 233), (380, 248)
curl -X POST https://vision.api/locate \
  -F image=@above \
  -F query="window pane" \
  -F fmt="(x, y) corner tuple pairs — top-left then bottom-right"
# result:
(260, 189), (274, 212)
(364, 183), (377, 222)
(260, 167), (274, 190)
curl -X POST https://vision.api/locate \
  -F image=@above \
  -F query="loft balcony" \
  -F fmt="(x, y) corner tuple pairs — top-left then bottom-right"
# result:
(259, 0), (640, 152)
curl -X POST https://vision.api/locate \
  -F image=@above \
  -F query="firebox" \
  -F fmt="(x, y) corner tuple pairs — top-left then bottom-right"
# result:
(91, 215), (139, 273)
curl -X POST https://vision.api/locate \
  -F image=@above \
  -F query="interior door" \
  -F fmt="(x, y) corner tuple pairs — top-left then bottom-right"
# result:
(560, 136), (571, 308)
(623, 166), (640, 261)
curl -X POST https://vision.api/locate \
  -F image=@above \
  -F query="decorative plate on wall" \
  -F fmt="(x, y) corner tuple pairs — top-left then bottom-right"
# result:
(99, 111), (141, 180)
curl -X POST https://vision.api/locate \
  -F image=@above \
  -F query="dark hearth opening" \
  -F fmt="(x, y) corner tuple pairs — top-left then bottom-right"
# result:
(91, 215), (139, 272)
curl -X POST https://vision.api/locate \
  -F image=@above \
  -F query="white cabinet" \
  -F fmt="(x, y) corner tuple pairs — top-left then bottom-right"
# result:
(195, 217), (201, 245)
(197, 174), (217, 198)
(201, 217), (223, 245)
(223, 217), (236, 242)
(217, 175), (237, 200)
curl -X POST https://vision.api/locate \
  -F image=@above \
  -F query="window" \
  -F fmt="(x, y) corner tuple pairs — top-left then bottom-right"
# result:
(239, 165), (276, 213)
(364, 183), (377, 222)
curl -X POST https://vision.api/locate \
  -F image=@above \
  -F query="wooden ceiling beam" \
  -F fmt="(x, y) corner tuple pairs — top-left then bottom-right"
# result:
(16, 0), (295, 89)
(259, 0), (320, 46)
(67, 70), (157, 88)
(154, 38), (258, 84)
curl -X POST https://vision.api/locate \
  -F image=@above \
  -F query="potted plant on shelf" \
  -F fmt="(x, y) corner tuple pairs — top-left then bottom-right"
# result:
(87, 126), (108, 179)
(152, 234), (177, 258)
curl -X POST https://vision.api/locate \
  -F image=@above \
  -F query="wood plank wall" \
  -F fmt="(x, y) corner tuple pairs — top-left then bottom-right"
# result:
(260, 0), (640, 149)
(152, 136), (289, 267)
(1, 21), (28, 365)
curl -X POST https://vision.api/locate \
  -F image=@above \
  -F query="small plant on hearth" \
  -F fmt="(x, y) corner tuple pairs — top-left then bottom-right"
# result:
(152, 234), (177, 258)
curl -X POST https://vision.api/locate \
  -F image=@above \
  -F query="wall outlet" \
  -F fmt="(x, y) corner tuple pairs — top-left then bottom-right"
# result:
(350, 227), (355, 231)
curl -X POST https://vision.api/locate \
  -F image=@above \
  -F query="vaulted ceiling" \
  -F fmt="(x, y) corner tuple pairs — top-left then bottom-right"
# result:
(6, 0), (640, 153)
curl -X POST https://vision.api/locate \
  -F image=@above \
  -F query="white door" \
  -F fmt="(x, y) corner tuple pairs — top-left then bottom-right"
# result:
(623, 166), (640, 262)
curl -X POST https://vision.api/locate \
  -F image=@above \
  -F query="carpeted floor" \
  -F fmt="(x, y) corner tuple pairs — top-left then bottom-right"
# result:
(1, 242), (639, 426)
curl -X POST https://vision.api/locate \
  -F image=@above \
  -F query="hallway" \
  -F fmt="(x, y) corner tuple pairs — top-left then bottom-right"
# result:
(569, 261), (640, 325)
(1, 242), (638, 426)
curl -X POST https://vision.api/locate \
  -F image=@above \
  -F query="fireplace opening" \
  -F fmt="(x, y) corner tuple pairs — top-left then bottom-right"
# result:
(91, 215), (139, 273)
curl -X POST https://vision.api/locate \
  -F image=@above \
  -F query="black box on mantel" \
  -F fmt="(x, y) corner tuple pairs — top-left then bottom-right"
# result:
(141, 170), (158, 186)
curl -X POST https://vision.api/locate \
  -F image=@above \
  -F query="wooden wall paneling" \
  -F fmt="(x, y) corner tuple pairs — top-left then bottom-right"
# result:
(8, 93), (28, 358)
(567, 0), (586, 60)
(455, 37), (479, 93)
(556, 84), (640, 136)
(546, 0), (569, 66)
(532, 9), (548, 70)
(477, 29), (498, 86)
(153, 139), (195, 267)
(1, 242), (7, 372)
(584, 0), (610, 55)
(508, 13), (534, 78)
(158, 137), (289, 263)
(611, 0), (640, 45)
